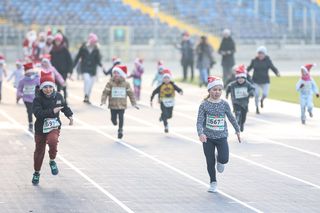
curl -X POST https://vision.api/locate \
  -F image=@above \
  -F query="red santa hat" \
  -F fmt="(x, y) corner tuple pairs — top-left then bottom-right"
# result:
(23, 62), (34, 74)
(112, 65), (127, 78)
(161, 69), (172, 79)
(54, 33), (63, 42)
(40, 71), (56, 90)
(0, 55), (5, 64)
(301, 63), (316, 74)
(41, 54), (51, 63)
(112, 57), (121, 65)
(207, 76), (223, 90)
(235, 64), (247, 78)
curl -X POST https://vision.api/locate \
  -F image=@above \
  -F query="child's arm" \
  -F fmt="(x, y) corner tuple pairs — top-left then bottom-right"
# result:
(16, 80), (24, 99)
(225, 84), (231, 99)
(52, 67), (65, 86)
(225, 101), (240, 133)
(7, 70), (15, 81)
(196, 103), (207, 143)
(101, 82), (111, 105)
(248, 82), (255, 97)
(311, 79), (319, 97)
(3, 67), (7, 78)
(126, 83), (137, 107)
(296, 80), (304, 91)
(172, 83), (183, 94)
(32, 97), (55, 119)
(150, 85), (160, 102)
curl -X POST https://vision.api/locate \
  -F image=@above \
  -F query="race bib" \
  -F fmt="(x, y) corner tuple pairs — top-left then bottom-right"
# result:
(23, 85), (36, 95)
(112, 87), (126, 98)
(234, 87), (248, 99)
(162, 98), (175, 107)
(206, 115), (225, 131)
(43, 118), (60, 133)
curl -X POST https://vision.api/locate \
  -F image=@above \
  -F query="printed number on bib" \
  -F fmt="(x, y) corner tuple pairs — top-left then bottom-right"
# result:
(23, 85), (36, 95)
(43, 118), (60, 133)
(162, 98), (175, 107)
(206, 115), (225, 131)
(234, 87), (248, 99)
(112, 87), (126, 98)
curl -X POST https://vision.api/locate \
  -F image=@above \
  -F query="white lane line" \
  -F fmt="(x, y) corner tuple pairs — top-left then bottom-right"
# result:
(72, 117), (263, 213)
(0, 109), (135, 213)
(70, 96), (320, 192)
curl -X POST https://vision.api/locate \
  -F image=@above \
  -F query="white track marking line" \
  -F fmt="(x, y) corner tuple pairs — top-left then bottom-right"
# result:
(0, 109), (135, 213)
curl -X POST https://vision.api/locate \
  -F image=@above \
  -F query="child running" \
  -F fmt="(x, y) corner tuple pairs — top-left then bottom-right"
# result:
(226, 65), (255, 132)
(32, 71), (73, 185)
(7, 60), (24, 90)
(152, 61), (165, 87)
(0, 55), (7, 103)
(197, 76), (241, 193)
(17, 63), (40, 132)
(101, 65), (138, 139)
(150, 69), (183, 133)
(296, 64), (319, 124)
(128, 58), (144, 101)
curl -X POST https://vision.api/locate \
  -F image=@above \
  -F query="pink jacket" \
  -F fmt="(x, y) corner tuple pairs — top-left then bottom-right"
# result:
(41, 65), (65, 86)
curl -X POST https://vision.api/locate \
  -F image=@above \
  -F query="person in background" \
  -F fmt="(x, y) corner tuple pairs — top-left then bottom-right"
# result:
(218, 29), (236, 87)
(0, 55), (7, 103)
(7, 60), (24, 90)
(103, 57), (121, 77)
(152, 60), (165, 87)
(128, 58), (144, 101)
(178, 32), (194, 82)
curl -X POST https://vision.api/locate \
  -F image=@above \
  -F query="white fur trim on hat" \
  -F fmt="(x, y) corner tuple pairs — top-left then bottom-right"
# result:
(40, 81), (56, 90)
(257, 46), (267, 54)
(162, 73), (172, 79)
(236, 73), (247, 78)
(207, 78), (223, 90)
(112, 66), (127, 78)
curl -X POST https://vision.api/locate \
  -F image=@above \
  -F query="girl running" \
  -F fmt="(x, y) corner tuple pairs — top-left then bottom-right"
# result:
(128, 58), (144, 101)
(197, 76), (241, 193)
(7, 60), (24, 90)
(152, 61), (165, 87)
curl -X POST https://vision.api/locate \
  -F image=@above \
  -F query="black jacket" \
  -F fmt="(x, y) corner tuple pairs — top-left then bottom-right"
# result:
(74, 43), (102, 76)
(226, 80), (255, 109)
(50, 45), (73, 79)
(150, 82), (183, 101)
(218, 37), (236, 67)
(33, 91), (73, 133)
(247, 56), (279, 84)
(180, 40), (194, 64)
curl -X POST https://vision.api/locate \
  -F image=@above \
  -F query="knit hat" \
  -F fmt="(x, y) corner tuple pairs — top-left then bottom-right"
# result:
(112, 65), (127, 78)
(40, 71), (56, 90)
(235, 64), (247, 78)
(207, 76), (223, 90)
(88, 33), (98, 44)
(16, 59), (23, 65)
(161, 69), (172, 79)
(257, 46), (267, 55)
(301, 63), (315, 74)
(112, 57), (121, 65)
(0, 55), (5, 64)
(54, 33), (63, 42)
(41, 54), (51, 63)
(23, 62), (34, 74)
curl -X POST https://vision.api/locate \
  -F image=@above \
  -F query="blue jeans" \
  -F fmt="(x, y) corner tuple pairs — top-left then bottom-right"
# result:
(199, 68), (208, 85)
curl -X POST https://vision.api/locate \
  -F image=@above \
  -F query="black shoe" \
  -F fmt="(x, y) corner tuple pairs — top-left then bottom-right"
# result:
(302, 120), (306, 125)
(256, 107), (260, 114)
(28, 124), (33, 132)
(309, 111), (313, 118)
(32, 172), (40, 185)
(240, 124), (244, 132)
(159, 116), (163, 122)
(118, 129), (123, 139)
(49, 161), (59, 175)
(111, 119), (117, 126)
(260, 99), (264, 108)
(164, 125), (169, 133)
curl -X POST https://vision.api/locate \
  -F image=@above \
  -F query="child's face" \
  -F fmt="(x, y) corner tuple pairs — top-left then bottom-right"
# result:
(42, 85), (54, 96)
(41, 61), (49, 68)
(163, 76), (170, 84)
(113, 71), (120, 80)
(209, 85), (223, 99)
(16, 64), (22, 69)
(237, 77), (245, 84)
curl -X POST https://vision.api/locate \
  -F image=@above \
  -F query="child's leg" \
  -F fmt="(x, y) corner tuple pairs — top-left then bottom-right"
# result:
(233, 104), (242, 126)
(241, 106), (248, 125)
(24, 102), (33, 124)
(118, 110), (125, 131)
(46, 129), (60, 160)
(160, 103), (168, 126)
(300, 97), (307, 122)
(110, 109), (117, 125)
(167, 107), (173, 119)
(216, 138), (229, 165)
(34, 133), (47, 172)
(307, 95), (314, 115)
(203, 138), (216, 183)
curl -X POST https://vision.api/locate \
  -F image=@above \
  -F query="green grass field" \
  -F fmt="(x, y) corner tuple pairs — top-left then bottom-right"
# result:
(178, 76), (320, 108)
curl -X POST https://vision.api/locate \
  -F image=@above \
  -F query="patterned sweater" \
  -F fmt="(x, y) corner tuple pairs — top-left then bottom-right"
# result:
(197, 99), (240, 139)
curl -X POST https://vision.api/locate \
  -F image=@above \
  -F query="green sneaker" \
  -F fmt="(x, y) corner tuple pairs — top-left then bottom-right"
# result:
(49, 161), (59, 175)
(32, 172), (40, 185)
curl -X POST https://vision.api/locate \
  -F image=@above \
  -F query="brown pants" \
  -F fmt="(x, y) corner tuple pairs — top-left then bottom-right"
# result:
(34, 129), (60, 171)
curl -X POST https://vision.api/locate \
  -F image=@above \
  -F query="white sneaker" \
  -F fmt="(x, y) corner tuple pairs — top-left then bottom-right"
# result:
(217, 162), (225, 173)
(208, 181), (217, 193)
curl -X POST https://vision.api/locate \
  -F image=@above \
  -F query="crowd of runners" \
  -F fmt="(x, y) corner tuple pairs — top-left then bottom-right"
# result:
(0, 29), (319, 193)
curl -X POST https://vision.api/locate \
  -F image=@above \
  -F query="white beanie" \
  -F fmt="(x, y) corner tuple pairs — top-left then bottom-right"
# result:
(257, 46), (267, 55)
(207, 76), (223, 90)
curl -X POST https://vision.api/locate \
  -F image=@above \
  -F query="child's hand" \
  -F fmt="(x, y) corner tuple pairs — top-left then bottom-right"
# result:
(199, 134), (207, 143)
(68, 117), (73, 126)
(134, 105), (140, 110)
(236, 132), (241, 143)
(179, 91), (183, 95)
(16, 97), (20, 104)
(276, 73), (281, 77)
(300, 84), (304, 88)
(150, 101), (153, 107)
(53, 106), (64, 114)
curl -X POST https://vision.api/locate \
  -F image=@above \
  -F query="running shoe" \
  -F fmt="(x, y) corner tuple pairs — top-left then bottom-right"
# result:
(32, 172), (40, 185)
(164, 125), (169, 133)
(309, 111), (313, 118)
(118, 129), (123, 139)
(208, 182), (217, 193)
(256, 107), (260, 114)
(217, 162), (225, 173)
(49, 161), (59, 175)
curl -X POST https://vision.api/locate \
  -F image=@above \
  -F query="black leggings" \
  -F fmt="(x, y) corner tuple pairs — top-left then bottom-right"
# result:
(203, 138), (229, 183)
(160, 103), (173, 127)
(182, 61), (194, 81)
(57, 84), (67, 102)
(24, 101), (33, 123)
(111, 109), (124, 131)
(233, 104), (247, 128)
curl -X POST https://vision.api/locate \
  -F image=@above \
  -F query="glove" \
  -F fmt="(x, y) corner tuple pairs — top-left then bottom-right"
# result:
(300, 84), (304, 88)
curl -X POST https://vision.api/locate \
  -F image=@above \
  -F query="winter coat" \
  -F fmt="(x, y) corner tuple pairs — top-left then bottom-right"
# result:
(33, 91), (73, 134)
(296, 78), (319, 97)
(226, 80), (255, 109)
(41, 66), (65, 86)
(17, 74), (40, 103)
(50, 44), (73, 79)
(74, 43), (102, 76)
(150, 82), (183, 106)
(247, 56), (279, 84)
(101, 77), (136, 110)
(180, 40), (194, 65)
(196, 43), (214, 70)
(218, 37), (236, 67)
